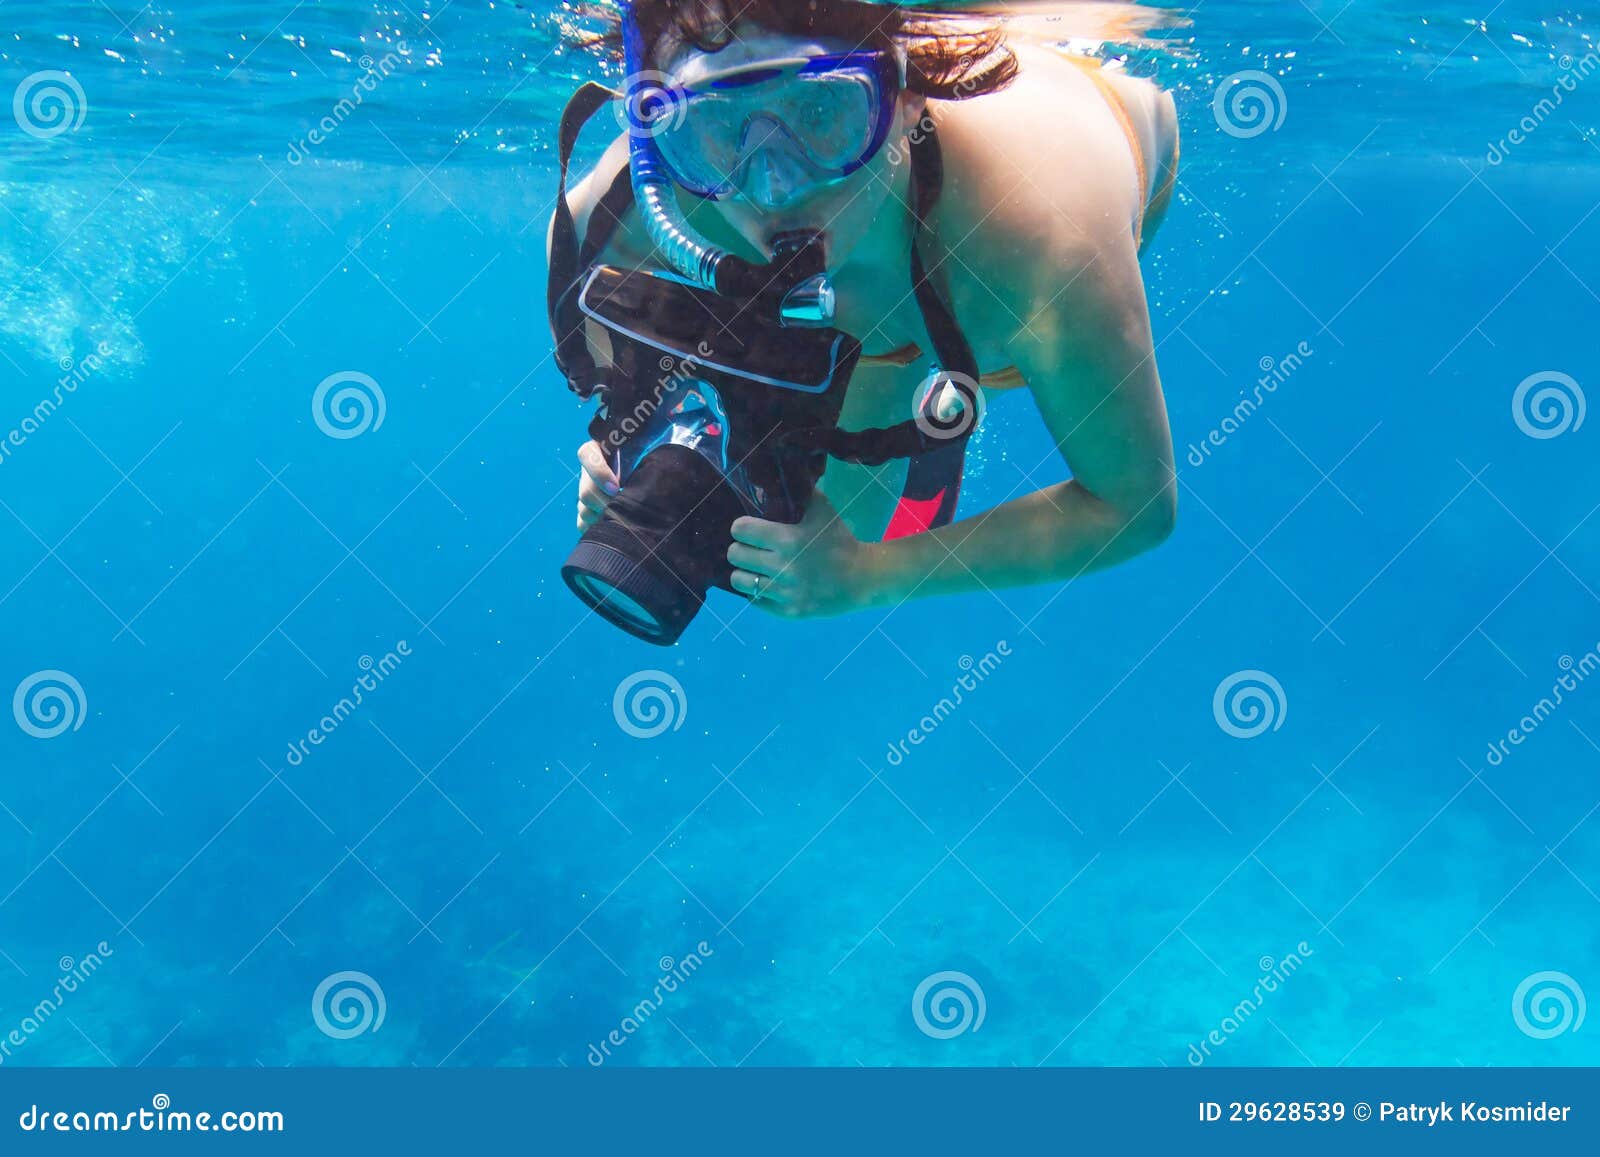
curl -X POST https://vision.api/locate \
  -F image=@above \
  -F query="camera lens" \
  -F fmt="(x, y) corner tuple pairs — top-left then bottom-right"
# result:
(562, 445), (742, 646)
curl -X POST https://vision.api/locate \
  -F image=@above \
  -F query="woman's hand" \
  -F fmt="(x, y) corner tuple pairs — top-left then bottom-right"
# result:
(576, 441), (618, 533)
(728, 493), (896, 619)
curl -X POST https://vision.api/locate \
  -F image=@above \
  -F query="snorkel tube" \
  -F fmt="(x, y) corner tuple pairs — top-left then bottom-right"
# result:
(620, 3), (836, 327)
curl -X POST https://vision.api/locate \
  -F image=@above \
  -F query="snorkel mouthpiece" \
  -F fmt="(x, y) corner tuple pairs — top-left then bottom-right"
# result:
(620, 2), (837, 328)
(780, 274), (836, 327)
(769, 230), (836, 327)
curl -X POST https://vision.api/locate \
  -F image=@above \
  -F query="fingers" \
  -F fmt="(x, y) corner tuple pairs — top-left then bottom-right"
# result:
(578, 470), (610, 516)
(729, 569), (796, 617)
(730, 515), (798, 551)
(576, 442), (617, 533)
(577, 478), (607, 532)
(726, 540), (782, 578)
(738, 495), (837, 547)
(578, 441), (619, 492)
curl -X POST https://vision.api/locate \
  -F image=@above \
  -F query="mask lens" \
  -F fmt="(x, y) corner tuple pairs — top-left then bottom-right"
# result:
(780, 74), (876, 168)
(656, 58), (889, 197)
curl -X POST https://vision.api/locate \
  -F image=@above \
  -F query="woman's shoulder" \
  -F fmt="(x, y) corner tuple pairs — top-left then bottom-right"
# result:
(931, 47), (1176, 261)
(922, 50), (1177, 366)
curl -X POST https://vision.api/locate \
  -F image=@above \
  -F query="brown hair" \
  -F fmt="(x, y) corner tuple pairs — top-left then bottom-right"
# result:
(572, 1), (1017, 101)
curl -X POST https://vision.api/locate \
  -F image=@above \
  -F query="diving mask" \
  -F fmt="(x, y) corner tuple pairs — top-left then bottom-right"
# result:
(635, 36), (906, 209)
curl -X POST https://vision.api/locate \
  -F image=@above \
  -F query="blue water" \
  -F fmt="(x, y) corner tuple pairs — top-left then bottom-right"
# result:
(1, 0), (1597, 1069)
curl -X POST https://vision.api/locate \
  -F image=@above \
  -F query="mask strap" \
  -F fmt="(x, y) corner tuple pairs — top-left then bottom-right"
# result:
(895, 119), (975, 530)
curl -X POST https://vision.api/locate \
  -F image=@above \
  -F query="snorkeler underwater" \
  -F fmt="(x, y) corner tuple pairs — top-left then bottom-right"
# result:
(2, 0), (1599, 1149)
(558, 0), (1181, 643)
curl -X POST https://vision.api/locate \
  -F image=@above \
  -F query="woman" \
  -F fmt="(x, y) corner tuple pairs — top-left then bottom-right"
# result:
(564, 0), (1180, 620)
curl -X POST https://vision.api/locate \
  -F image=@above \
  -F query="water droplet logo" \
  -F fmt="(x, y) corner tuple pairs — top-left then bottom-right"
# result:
(312, 371), (386, 440)
(912, 970), (986, 1039)
(1512, 971), (1585, 1039)
(1512, 371), (1584, 440)
(13, 670), (87, 739)
(913, 370), (985, 443)
(1212, 71), (1288, 139)
(312, 970), (386, 1039)
(1212, 669), (1287, 739)
(13, 71), (88, 140)
(612, 670), (687, 739)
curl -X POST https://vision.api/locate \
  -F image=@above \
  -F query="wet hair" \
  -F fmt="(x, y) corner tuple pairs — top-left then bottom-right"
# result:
(572, 1), (1018, 101)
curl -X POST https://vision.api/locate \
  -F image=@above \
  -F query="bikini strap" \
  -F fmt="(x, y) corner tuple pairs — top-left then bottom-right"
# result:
(887, 119), (974, 539)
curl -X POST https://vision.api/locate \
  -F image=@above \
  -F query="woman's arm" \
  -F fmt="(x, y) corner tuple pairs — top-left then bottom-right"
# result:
(728, 237), (1176, 617)
(873, 236), (1177, 599)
